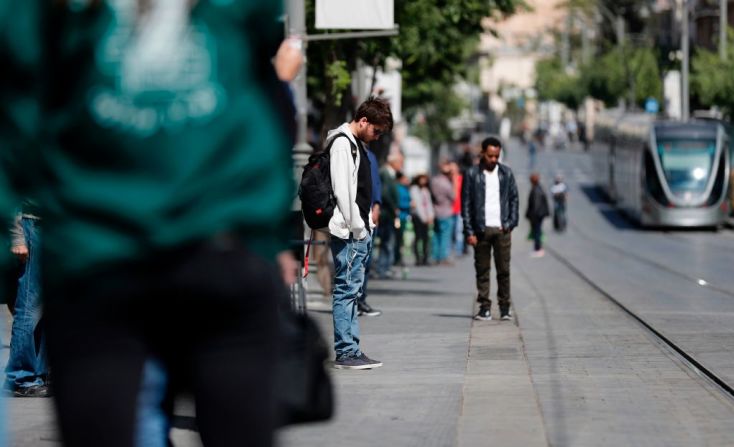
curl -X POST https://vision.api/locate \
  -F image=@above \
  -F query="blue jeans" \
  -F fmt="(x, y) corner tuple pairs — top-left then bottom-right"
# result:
(375, 224), (394, 278)
(135, 359), (170, 447)
(453, 214), (465, 256)
(432, 217), (453, 262)
(5, 218), (47, 390)
(331, 233), (371, 358)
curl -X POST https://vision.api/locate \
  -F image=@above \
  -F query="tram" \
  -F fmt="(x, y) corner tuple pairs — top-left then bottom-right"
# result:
(591, 112), (730, 228)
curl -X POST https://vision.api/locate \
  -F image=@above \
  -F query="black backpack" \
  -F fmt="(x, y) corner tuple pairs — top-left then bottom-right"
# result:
(299, 133), (355, 229)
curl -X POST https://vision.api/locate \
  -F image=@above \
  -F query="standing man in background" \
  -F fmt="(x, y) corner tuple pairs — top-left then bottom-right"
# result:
(461, 137), (519, 321)
(375, 152), (402, 279)
(357, 146), (383, 317)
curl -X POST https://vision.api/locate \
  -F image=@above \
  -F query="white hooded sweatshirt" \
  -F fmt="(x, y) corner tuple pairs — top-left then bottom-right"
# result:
(326, 123), (375, 240)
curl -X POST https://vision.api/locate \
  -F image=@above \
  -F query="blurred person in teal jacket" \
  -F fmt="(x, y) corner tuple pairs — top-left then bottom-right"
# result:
(0, 1), (295, 446)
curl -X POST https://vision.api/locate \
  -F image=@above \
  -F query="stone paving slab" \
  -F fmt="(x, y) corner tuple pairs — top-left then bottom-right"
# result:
(458, 320), (547, 447)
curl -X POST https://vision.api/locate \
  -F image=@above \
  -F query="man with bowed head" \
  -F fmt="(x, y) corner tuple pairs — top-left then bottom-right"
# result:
(461, 137), (519, 321)
(325, 97), (393, 370)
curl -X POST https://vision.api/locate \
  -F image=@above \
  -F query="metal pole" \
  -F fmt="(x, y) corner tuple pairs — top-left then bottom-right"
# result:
(721, 0), (728, 60)
(287, 0), (311, 154)
(682, 0), (690, 121)
(561, 12), (571, 69)
(582, 20), (591, 65)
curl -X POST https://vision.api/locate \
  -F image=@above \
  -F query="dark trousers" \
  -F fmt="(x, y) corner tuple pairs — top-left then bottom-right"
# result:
(412, 216), (430, 265)
(394, 222), (405, 266)
(44, 239), (281, 447)
(531, 219), (544, 251)
(473, 227), (511, 312)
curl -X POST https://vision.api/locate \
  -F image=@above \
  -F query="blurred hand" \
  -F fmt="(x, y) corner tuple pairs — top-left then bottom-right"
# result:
(274, 37), (304, 82)
(11, 244), (28, 262)
(371, 203), (381, 225)
(277, 251), (297, 286)
(466, 235), (478, 246)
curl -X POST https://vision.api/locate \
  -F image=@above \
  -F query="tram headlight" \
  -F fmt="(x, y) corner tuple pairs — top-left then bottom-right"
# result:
(692, 167), (706, 180)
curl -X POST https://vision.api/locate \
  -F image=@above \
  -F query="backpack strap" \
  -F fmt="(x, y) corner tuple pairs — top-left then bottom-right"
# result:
(325, 133), (357, 162)
(303, 231), (314, 278)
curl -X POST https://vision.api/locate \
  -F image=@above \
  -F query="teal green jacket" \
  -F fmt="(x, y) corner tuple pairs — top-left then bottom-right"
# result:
(0, 1), (292, 285)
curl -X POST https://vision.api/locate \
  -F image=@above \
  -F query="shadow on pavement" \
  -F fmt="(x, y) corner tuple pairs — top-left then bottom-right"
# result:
(578, 184), (611, 205)
(432, 313), (474, 319)
(579, 184), (638, 230)
(365, 288), (459, 297)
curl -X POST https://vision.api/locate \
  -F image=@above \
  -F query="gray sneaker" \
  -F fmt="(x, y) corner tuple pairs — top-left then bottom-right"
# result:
(334, 353), (383, 370)
(358, 353), (383, 368)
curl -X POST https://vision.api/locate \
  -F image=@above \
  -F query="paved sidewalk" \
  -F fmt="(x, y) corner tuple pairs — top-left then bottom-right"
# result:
(279, 255), (546, 447)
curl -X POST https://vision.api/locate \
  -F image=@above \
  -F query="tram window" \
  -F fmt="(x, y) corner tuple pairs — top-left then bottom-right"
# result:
(656, 139), (716, 195)
(707, 151), (727, 206)
(645, 151), (669, 206)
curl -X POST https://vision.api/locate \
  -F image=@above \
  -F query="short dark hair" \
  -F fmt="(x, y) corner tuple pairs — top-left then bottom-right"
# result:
(481, 136), (503, 151)
(354, 97), (394, 131)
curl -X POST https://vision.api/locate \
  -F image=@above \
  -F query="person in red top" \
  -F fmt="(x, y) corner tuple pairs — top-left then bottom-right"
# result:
(449, 162), (466, 257)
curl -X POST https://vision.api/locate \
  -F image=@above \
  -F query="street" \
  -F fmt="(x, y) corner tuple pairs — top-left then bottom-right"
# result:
(5, 141), (734, 446)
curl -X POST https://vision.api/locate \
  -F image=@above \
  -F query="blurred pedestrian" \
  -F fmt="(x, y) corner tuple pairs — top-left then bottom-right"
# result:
(526, 173), (550, 257)
(431, 161), (456, 265)
(410, 174), (434, 266)
(357, 147), (383, 317)
(311, 229), (334, 307)
(5, 203), (48, 398)
(462, 137), (519, 321)
(528, 136), (538, 169)
(1, 2), (297, 446)
(375, 152), (402, 279)
(550, 175), (568, 232)
(449, 161), (465, 258)
(394, 171), (411, 269)
(326, 98), (392, 370)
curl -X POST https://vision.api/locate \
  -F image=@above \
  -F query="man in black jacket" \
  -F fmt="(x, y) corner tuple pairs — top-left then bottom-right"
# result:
(461, 137), (519, 321)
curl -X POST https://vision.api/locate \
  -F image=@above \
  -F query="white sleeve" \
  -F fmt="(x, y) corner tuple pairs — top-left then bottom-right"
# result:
(330, 140), (353, 227)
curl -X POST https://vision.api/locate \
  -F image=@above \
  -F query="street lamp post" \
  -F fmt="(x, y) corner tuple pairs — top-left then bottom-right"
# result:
(681, 0), (690, 121)
(721, 0), (728, 61)
(286, 0), (311, 156)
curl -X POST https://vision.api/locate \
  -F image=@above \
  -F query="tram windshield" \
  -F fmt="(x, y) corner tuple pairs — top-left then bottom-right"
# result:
(656, 139), (716, 195)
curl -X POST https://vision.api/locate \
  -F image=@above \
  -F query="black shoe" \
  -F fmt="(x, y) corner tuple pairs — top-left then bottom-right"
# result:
(357, 301), (382, 317)
(500, 306), (512, 321)
(13, 384), (51, 398)
(474, 307), (492, 321)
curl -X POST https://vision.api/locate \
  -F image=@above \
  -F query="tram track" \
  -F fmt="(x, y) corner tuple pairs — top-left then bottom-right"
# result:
(545, 244), (734, 405)
(567, 222), (734, 300)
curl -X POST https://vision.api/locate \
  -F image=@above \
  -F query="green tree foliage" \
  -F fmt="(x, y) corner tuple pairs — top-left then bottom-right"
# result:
(581, 50), (626, 105)
(692, 29), (734, 119)
(536, 45), (661, 109)
(535, 58), (584, 109)
(305, 0), (523, 140)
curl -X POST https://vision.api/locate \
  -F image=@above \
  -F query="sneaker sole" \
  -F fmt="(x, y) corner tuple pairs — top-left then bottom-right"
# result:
(500, 315), (512, 321)
(474, 316), (493, 321)
(360, 311), (382, 317)
(333, 362), (383, 370)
